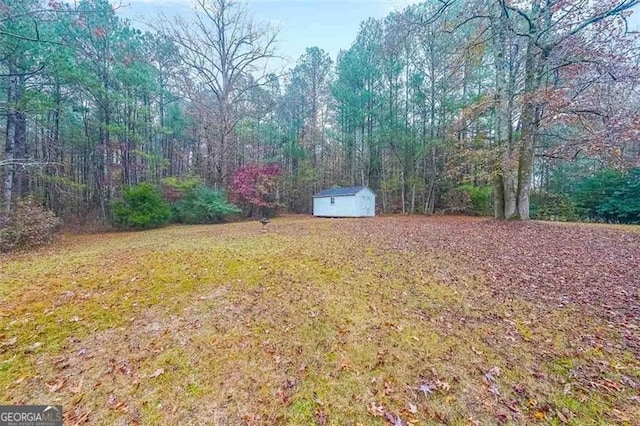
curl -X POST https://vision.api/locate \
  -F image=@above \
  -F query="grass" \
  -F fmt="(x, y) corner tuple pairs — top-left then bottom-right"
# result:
(0, 216), (639, 425)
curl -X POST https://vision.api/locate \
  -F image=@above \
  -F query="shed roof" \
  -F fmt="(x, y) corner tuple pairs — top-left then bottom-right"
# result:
(313, 186), (371, 198)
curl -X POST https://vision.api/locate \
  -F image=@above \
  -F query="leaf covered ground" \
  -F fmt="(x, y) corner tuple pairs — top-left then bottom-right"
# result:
(0, 216), (639, 425)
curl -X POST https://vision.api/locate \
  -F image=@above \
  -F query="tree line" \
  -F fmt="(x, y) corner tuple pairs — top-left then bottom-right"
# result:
(2, 0), (639, 226)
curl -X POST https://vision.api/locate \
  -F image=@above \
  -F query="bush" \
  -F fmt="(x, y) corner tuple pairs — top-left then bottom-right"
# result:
(174, 187), (241, 224)
(0, 198), (62, 252)
(438, 186), (471, 214)
(112, 183), (172, 230)
(597, 168), (640, 224)
(161, 176), (201, 202)
(572, 168), (623, 220)
(570, 167), (640, 224)
(459, 184), (492, 216)
(530, 191), (578, 221)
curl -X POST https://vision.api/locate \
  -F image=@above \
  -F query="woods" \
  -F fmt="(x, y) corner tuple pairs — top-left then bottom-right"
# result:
(1, 0), (639, 228)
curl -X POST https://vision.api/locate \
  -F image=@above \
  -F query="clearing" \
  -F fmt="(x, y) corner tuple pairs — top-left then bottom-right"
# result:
(0, 216), (639, 425)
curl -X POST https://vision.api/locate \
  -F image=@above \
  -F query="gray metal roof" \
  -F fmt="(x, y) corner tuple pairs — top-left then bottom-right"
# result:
(313, 186), (371, 198)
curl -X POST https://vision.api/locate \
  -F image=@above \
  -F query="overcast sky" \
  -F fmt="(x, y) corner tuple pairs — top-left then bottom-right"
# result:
(116, 0), (417, 67)
(116, 0), (640, 69)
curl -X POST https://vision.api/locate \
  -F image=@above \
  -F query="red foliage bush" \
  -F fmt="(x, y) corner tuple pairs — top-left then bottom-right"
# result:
(229, 164), (282, 215)
(0, 198), (62, 252)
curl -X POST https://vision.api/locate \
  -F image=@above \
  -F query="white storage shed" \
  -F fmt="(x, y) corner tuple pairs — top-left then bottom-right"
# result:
(312, 186), (376, 217)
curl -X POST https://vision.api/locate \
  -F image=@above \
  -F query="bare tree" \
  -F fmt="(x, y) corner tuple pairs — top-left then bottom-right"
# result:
(161, 0), (278, 186)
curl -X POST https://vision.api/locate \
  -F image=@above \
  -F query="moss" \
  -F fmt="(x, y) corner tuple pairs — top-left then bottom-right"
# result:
(515, 320), (534, 341)
(552, 393), (611, 423)
(551, 357), (576, 378)
(287, 398), (315, 423)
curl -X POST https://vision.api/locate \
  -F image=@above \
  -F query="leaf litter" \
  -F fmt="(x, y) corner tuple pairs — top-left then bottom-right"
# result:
(0, 216), (638, 424)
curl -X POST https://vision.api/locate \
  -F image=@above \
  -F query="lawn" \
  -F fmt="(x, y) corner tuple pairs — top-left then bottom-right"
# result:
(0, 216), (639, 425)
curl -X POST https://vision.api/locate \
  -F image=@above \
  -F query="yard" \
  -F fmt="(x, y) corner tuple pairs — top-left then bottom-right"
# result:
(1, 216), (639, 425)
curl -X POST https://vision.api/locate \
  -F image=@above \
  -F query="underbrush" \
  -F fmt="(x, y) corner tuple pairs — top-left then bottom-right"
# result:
(0, 198), (61, 252)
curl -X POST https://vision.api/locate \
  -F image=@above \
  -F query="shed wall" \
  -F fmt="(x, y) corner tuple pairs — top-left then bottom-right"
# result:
(355, 191), (375, 216)
(313, 195), (358, 217)
(313, 188), (375, 217)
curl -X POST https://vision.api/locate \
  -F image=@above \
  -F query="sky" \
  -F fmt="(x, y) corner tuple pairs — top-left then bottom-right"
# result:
(116, 0), (640, 70)
(116, 0), (417, 67)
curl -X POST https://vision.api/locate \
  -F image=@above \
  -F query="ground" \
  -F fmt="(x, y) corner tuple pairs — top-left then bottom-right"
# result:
(1, 216), (639, 425)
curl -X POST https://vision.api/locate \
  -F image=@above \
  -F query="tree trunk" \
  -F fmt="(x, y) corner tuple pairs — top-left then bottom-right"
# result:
(3, 64), (25, 214)
(518, 102), (536, 220)
(14, 86), (28, 197)
(493, 173), (505, 219)
(3, 70), (19, 214)
(492, 3), (518, 219)
(517, 2), (546, 220)
(502, 151), (518, 219)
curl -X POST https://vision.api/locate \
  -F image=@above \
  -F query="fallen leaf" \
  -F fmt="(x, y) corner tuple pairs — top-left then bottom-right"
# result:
(436, 380), (451, 392)
(368, 402), (385, 417)
(149, 368), (164, 378)
(484, 366), (501, 384)
(69, 378), (83, 394)
(46, 379), (66, 392)
(383, 381), (395, 396)
(472, 346), (484, 355)
(3, 337), (17, 347)
(384, 411), (404, 425)
(315, 407), (327, 426)
(419, 382), (435, 396)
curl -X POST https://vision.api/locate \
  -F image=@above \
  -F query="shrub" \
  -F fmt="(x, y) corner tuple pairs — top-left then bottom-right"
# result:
(572, 168), (623, 220)
(0, 198), (62, 252)
(439, 186), (471, 214)
(459, 184), (492, 216)
(229, 163), (281, 217)
(530, 191), (578, 222)
(569, 167), (640, 224)
(597, 168), (640, 224)
(161, 176), (201, 202)
(112, 183), (172, 230)
(174, 187), (241, 224)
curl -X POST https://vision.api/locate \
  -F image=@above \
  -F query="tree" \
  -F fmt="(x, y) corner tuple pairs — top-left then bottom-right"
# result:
(162, 0), (278, 186)
(280, 47), (332, 212)
(1, 0), (51, 213)
(229, 163), (281, 216)
(1, 0), (638, 226)
(485, 0), (640, 219)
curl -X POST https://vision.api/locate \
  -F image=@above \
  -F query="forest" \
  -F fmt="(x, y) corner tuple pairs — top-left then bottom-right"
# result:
(1, 0), (640, 238)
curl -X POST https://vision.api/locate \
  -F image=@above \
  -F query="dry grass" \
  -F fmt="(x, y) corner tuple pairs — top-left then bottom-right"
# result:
(0, 216), (638, 425)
